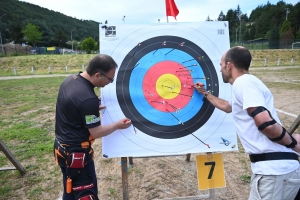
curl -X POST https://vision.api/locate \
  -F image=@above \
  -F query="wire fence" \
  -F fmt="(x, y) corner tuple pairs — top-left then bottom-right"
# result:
(1, 59), (298, 77)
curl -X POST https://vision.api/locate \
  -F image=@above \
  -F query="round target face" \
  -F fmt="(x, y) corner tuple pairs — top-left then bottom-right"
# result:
(116, 36), (219, 139)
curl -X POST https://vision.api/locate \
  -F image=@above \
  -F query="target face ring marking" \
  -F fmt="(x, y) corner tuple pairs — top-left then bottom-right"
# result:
(116, 36), (219, 139)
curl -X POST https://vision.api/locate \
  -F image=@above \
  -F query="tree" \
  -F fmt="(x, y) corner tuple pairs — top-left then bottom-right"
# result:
(280, 20), (291, 36)
(82, 37), (96, 54)
(206, 16), (213, 21)
(11, 22), (24, 44)
(217, 11), (225, 21)
(269, 24), (280, 49)
(53, 30), (68, 47)
(21, 23), (42, 46)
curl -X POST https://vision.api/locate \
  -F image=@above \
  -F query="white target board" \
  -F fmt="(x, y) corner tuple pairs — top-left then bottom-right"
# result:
(100, 22), (237, 158)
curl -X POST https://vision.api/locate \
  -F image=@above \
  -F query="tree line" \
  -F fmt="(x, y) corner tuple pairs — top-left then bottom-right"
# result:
(209, 1), (300, 48)
(0, 0), (105, 52)
(0, 0), (299, 51)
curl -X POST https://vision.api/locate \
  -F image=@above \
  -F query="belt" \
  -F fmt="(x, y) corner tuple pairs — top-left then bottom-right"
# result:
(249, 152), (299, 163)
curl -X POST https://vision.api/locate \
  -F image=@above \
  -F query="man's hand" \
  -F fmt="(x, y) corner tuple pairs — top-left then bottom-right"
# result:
(117, 118), (132, 129)
(99, 105), (106, 111)
(194, 82), (206, 95)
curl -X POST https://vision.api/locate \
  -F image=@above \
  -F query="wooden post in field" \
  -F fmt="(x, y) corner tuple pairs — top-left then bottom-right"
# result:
(0, 139), (26, 175)
(121, 157), (129, 200)
(289, 114), (300, 134)
(291, 58), (294, 66)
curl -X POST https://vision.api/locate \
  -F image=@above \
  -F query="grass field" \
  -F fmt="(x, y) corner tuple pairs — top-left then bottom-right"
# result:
(0, 77), (100, 199)
(0, 53), (299, 199)
(0, 49), (300, 76)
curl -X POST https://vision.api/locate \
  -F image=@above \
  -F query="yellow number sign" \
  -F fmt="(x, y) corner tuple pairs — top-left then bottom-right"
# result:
(196, 153), (225, 190)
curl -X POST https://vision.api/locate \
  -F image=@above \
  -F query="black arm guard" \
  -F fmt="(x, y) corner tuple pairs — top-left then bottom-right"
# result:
(268, 127), (286, 141)
(285, 133), (297, 148)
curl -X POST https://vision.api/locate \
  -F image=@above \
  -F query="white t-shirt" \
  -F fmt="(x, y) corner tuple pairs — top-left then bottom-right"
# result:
(229, 74), (299, 175)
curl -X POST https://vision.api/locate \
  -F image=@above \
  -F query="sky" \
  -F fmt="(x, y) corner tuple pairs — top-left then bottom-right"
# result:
(20, 0), (299, 24)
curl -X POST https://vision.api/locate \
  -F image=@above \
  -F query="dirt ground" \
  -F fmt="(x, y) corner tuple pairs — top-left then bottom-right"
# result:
(52, 66), (300, 200)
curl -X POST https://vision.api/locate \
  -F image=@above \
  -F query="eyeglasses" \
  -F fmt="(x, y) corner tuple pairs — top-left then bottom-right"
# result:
(100, 72), (114, 83)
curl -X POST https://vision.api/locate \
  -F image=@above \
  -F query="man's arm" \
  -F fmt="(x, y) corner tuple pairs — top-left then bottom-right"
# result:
(194, 83), (232, 113)
(88, 119), (131, 139)
(247, 107), (300, 152)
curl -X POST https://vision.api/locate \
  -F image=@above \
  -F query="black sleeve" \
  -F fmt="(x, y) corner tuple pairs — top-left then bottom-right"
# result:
(78, 98), (100, 129)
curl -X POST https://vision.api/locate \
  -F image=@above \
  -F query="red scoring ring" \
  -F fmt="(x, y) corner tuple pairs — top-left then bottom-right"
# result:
(142, 61), (194, 112)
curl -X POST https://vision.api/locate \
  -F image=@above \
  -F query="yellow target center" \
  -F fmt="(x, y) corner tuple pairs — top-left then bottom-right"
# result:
(156, 74), (181, 99)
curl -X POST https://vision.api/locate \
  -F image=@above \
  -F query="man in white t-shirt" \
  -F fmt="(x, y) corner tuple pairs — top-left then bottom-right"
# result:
(194, 46), (300, 200)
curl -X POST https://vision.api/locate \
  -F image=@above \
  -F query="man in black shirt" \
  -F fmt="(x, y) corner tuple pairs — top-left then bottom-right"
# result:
(54, 54), (131, 200)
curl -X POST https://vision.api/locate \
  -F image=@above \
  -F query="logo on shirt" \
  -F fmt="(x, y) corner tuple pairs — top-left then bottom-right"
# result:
(85, 115), (100, 125)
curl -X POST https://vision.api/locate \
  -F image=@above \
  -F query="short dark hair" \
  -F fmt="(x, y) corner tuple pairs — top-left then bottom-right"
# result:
(86, 54), (118, 76)
(225, 46), (252, 71)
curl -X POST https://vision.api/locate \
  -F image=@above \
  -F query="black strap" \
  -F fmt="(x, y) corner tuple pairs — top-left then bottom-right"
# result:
(286, 134), (298, 148)
(258, 119), (276, 130)
(250, 106), (267, 118)
(249, 152), (299, 163)
(268, 127), (286, 141)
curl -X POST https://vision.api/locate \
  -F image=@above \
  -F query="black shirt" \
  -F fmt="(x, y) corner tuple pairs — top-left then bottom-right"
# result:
(55, 73), (100, 145)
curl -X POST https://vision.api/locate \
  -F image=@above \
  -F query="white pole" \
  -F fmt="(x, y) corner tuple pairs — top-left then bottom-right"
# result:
(14, 67), (17, 75)
(277, 58), (280, 66)
(32, 66), (34, 74)
(264, 58), (266, 67)
(49, 66), (52, 74)
(66, 65), (68, 73)
(71, 28), (76, 53)
(82, 64), (84, 71)
(291, 58), (294, 66)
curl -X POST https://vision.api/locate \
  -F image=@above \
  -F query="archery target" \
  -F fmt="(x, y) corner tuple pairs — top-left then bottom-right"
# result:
(117, 35), (218, 139)
(100, 23), (237, 157)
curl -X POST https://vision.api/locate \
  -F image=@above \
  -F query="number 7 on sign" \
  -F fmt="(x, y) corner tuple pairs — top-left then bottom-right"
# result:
(196, 153), (226, 190)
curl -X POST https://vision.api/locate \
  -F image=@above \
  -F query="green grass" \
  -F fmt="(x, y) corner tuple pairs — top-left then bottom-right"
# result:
(0, 77), (100, 199)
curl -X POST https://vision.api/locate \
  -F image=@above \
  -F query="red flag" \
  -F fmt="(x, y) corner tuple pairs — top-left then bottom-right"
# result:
(166, 0), (179, 20)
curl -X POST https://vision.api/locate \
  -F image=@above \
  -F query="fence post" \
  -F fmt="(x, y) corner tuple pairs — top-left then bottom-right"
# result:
(48, 66), (52, 74)
(66, 65), (68, 73)
(277, 58), (280, 66)
(31, 66), (34, 74)
(14, 67), (17, 75)
(82, 64), (85, 71)
(264, 58), (266, 67)
(291, 58), (294, 66)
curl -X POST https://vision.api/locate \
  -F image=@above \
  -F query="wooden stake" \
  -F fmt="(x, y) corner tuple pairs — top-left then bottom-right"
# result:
(289, 114), (300, 134)
(121, 157), (129, 200)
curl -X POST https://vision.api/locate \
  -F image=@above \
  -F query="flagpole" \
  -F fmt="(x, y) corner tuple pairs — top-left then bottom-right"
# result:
(166, 0), (168, 23)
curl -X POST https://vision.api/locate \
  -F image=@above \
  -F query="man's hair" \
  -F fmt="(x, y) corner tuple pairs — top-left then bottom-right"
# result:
(86, 54), (118, 76)
(225, 46), (252, 71)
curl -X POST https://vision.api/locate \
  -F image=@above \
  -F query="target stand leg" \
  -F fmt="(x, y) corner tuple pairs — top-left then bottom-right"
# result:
(0, 139), (26, 175)
(121, 157), (129, 200)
